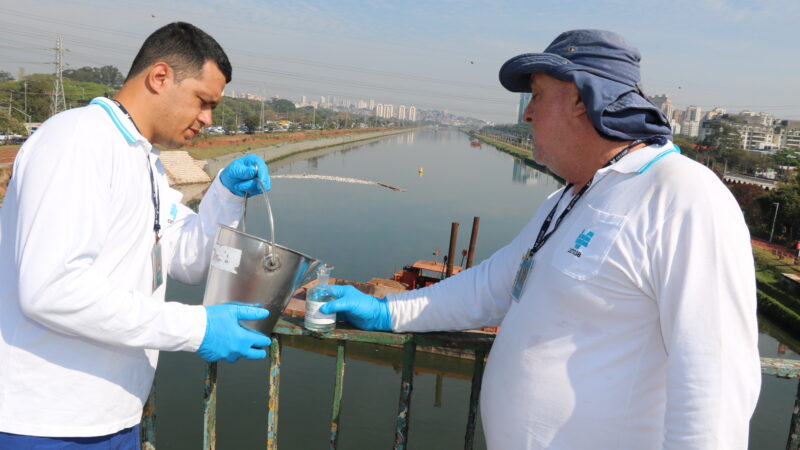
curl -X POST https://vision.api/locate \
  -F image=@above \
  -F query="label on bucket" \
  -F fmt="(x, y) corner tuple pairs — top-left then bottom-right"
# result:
(306, 301), (335, 325)
(210, 244), (242, 274)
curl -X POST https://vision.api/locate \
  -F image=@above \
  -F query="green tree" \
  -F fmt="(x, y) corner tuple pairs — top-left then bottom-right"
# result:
(774, 149), (800, 167)
(223, 115), (237, 134)
(243, 114), (259, 132)
(0, 71), (13, 82)
(702, 121), (743, 153)
(63, 66), (124, 88)
(729, 183), (768, 232)
(270, 99), (295, 114)
(759, 183), (800, 244)
(0, 115), (26, 135)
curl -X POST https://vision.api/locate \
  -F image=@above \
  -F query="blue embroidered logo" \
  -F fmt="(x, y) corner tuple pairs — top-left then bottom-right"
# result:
(170, 204), (178, 221)
(574, 229), (594, 250)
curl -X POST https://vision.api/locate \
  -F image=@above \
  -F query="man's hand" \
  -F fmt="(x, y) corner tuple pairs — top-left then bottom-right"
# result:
(198, 303), (271, 363)
(220, 154), (271, 197)
(319, 285), (393, 331)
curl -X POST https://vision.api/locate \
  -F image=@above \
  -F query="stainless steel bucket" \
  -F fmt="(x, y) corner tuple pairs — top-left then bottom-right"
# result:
(202, 187), (320, 334)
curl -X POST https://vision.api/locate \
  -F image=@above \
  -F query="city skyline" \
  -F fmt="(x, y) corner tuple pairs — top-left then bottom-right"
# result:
(1, 1), (798, 124)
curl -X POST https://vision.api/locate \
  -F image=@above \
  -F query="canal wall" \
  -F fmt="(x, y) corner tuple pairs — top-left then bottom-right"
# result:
(168, 128), (414, 207)
(470, 132), (563, 184)
(204, 128), (413, 176)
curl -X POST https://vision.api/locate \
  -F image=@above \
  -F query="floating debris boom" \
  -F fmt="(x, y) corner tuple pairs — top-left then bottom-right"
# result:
(271, 174), (406, 192)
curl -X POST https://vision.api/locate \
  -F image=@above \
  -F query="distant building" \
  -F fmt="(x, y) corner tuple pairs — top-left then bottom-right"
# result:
(408, 106), (417, 121)
(376, 103), (384, 118)
(681, 105), (702, 138)
(517, 93), (532, 124)
(775, 121), (800, 150)
(398, 105), (407, 120)
(669, 119), (682, 135)
(698, 114), (799, 154)
(673, 109), (686, 125)
(685, 105), (702, 122)
(369, 99), (375, 110)
(384, 104), (394, 119)
(705, 107), (726, 121)
(648, 94), (674, 121)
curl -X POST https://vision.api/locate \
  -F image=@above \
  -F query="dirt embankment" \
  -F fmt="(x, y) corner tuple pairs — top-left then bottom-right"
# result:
(185, 128), (395, 148)
(0, 165), (12, 204)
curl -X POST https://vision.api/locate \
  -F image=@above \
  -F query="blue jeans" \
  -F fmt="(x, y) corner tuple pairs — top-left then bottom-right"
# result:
(0, 425), (140, 449)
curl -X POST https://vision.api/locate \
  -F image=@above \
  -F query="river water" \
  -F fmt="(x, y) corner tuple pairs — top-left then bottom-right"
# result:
(159, 128), (799, 449)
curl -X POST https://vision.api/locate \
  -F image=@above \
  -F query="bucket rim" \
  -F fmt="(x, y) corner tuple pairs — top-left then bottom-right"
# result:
(217, 224), (320, 263)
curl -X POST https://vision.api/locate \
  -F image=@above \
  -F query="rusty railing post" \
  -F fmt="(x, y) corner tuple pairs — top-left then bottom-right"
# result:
(464, 350), (486, 450)
(141, 382), (156, 450)
(393, 341), (417, 449)
(329, 340), (347, 449)
(203, 362), (218, 450)
(446, 222), (459, 278)
(788, 379), (800, 450)
(466, 217), (480, 269)
(267, 336), (281, 450)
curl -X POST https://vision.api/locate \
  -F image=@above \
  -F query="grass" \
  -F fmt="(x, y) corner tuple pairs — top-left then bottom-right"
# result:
(753, 246), (800, 336)
(179, 140), (285, 160)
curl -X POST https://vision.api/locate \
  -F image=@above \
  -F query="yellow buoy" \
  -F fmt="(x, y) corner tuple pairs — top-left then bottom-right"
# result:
(419, 167), (424, 176)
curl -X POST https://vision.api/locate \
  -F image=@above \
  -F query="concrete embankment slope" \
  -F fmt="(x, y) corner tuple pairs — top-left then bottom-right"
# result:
(205, 128), (412, 176)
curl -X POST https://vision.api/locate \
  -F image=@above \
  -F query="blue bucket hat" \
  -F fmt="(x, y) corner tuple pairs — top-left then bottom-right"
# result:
(499, 29), (672, 141)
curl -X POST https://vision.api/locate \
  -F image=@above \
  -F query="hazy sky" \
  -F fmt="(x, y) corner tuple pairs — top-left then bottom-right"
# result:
(1, 0), (798, 124)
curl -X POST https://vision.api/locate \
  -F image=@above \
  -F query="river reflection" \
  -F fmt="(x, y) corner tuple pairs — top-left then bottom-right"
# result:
(159, 128), (798, 449)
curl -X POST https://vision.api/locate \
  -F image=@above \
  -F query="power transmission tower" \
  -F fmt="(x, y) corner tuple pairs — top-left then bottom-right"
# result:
(50, 36), (66, 116)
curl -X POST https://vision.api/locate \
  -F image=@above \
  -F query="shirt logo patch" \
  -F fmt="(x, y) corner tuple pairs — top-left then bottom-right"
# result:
(568, 229), (594, 257)
(574, 229), (594, 249)
(168, 204), (178, 224)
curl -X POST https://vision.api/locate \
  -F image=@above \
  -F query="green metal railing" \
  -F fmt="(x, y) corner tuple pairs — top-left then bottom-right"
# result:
(141, 314), (800, 449)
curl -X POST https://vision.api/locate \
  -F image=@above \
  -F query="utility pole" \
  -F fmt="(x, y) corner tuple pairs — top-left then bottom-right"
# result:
(260, 96), (265, 132)
(50, 36), (67, 116)
(23, 81), (27, 120)
(769, 202), (780, 243)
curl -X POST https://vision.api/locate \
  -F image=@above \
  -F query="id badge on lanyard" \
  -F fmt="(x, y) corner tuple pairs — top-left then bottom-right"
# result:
(145, 151), (163, 293)
(152, 240), (163, 293)
(511, 252), (533, 302)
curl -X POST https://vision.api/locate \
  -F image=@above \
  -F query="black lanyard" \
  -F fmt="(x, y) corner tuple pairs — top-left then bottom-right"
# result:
(523, 138), (654, 259)
(113, 100), (160, 241)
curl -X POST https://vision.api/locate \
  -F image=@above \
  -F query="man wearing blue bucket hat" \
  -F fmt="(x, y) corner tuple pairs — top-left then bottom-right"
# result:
(0, 23), (273, 448)
(324, 29), (760, 448)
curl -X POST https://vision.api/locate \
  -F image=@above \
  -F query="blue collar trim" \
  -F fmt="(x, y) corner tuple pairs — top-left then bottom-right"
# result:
(89, 98), (138, 144)
(636, 144), (681, 174)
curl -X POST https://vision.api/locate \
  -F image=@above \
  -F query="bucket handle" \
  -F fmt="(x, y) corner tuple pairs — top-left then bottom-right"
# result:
(242, 178), (280, 272)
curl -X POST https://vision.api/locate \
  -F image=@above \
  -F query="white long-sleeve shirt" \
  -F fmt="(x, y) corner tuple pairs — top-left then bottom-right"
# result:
(388, 142), (761, 449)
(0, 97), (244, 437)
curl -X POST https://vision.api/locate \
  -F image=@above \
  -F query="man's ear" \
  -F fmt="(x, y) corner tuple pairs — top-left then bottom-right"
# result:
(145, 62), (172, 94)
(570, 86), (587, 118)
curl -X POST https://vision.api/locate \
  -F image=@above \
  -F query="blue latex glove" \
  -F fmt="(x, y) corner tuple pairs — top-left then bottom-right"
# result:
(198, 303), (272, 363)
(319, 285), (392, 331)
(220, 154), (271, 197)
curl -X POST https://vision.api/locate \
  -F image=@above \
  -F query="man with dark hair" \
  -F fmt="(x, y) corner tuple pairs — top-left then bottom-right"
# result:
(322, 29), (761, 448)
(0, 22), (272, 448)
(125, 21), (232, 84)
